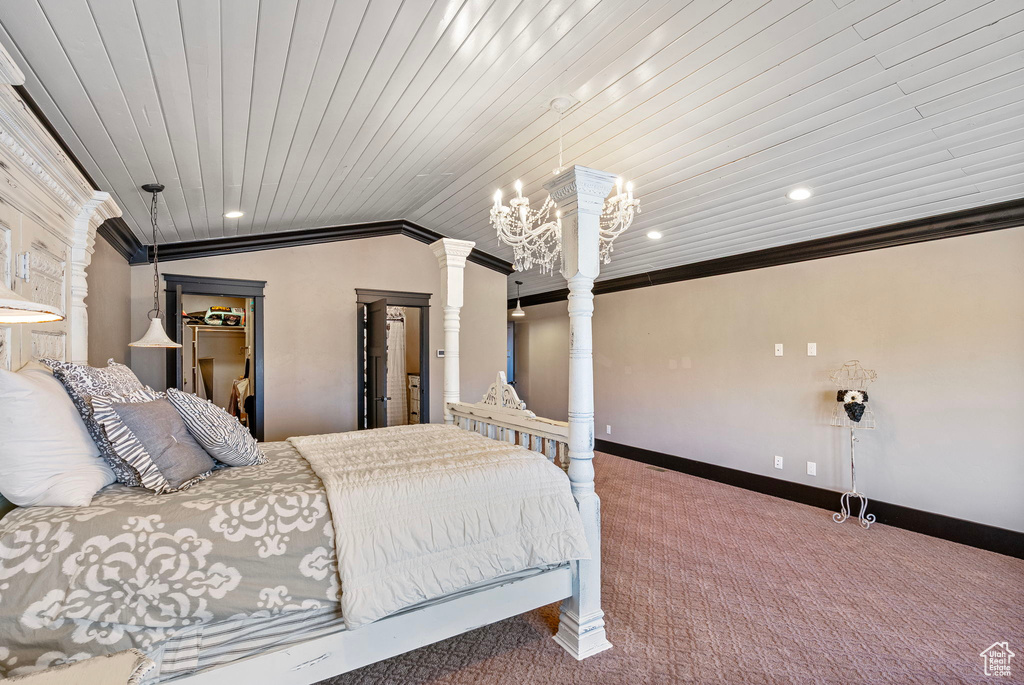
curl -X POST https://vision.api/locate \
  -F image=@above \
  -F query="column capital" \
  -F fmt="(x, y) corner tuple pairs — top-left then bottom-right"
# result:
(430, 238), (475, 309)
(545, 165), (617, 217)
(430, 237), (475, 268)
(545, 166), (616, 281)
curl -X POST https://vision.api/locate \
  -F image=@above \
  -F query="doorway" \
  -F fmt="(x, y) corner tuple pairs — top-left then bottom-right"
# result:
(356, 289), (430, 429)
(164, 274), (266, 440)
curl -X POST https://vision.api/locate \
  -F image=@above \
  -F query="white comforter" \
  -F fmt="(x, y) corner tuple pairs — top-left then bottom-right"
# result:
(288, 424), (590, 628)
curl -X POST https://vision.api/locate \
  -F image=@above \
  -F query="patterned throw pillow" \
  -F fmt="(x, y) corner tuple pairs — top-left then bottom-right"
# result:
(40, 358), (150, 486)
(91, 392), (214, 494)
(166, 387), (265, 467)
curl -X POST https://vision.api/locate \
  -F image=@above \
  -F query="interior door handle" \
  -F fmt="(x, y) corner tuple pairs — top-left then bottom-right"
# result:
(376, 396), (391, 402)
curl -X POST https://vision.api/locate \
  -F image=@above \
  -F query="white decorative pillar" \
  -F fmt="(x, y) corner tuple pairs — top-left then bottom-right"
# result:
(546, 165), (616, 660)
(70, 191), (121, 364)
(429, 238), (476, 424)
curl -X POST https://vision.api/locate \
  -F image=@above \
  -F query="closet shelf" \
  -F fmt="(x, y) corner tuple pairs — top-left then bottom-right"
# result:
(187, 325), (246, 333)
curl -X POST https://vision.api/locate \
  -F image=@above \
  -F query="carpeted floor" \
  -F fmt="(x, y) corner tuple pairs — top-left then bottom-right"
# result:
(319, 453), (1024, 684)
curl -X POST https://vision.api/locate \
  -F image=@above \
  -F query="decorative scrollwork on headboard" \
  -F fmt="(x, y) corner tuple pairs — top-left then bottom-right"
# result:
(480, 372), (532, 413)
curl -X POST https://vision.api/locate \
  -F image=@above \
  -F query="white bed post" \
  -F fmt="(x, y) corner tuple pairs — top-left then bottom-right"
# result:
(547, 165), (616, 660)
(430, 238), (476, 424)
(70, 192), (121, 364)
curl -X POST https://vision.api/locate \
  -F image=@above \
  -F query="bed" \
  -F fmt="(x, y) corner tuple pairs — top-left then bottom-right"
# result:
(0, 170), (616, 683)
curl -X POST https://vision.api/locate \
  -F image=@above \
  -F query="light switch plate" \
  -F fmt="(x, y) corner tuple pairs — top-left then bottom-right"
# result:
(436, 350), (445, 358)
(807, 342), (817, 356)
(606, 425), (612, 435)
(774, 343), (784, 356)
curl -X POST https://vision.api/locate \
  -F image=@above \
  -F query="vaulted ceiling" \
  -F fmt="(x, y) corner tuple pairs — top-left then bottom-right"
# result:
(1, 0), (1021, 297)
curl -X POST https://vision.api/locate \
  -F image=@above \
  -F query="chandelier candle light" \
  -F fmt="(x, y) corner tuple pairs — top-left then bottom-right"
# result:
(490, 179), (639, 275)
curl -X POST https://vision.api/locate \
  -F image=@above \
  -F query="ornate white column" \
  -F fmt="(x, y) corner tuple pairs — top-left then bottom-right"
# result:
(547, 165), (616, 660)
(429, 237), (475, 424)
(70, 191), (121, 364)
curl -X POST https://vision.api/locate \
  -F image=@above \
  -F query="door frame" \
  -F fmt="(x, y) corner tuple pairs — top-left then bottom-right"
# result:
(164, 274), (267, 441)
(355, 288), (431, 428)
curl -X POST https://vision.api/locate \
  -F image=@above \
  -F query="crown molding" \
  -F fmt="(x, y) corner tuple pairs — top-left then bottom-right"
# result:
(97, 216), (147, 262)
(124, 219), (514, 275)
(509, 198), (1024, 309)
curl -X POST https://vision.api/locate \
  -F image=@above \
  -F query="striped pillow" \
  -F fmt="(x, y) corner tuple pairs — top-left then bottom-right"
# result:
(167, 388), (265, 467)
(91, 390), (214, 494)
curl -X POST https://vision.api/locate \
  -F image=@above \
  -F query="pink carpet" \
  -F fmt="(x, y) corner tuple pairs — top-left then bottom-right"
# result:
(319, 453), (1024, 684)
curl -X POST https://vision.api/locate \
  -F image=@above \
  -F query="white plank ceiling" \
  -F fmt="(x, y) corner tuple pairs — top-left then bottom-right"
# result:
(1, 0), (1022, 297)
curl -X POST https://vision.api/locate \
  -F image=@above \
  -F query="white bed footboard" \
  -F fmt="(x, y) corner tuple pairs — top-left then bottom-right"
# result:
(448, 373), (569, 471)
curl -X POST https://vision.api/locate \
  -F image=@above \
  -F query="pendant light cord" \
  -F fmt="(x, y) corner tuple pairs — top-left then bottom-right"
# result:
(557, 108), (563, 173)
(149, 190), (161, 319)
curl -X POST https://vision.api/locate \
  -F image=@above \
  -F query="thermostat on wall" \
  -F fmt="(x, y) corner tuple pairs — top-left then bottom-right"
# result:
(436, 350), (445, 358)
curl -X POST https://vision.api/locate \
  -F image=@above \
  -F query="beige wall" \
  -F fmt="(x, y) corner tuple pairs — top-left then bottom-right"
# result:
(515, 228), (1024, 532)
(512, 302), (569, 423)
(129, 235), (507, 441)
(85, 237), (131, 366)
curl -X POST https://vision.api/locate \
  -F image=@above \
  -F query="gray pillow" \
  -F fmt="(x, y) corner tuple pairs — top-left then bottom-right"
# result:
(92, 394), (214, 493)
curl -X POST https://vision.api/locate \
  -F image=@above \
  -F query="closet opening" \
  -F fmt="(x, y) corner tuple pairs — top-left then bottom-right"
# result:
(355, 289), (430, 430)
(164, 274), (266, 441)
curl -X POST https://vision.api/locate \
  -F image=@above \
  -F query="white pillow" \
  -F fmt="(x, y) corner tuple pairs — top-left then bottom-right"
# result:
(0, 363), (115, 507)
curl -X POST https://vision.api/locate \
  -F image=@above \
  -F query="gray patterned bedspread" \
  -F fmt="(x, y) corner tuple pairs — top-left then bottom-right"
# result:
(0, 442), (340, 679)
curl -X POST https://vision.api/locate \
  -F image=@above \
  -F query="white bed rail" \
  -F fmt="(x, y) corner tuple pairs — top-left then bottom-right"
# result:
(448, 373), (569, 471)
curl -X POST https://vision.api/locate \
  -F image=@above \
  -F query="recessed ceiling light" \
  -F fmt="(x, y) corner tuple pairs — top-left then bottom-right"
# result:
(787, 187), (813, 201)
(224, 210), (244, 218)
(647, 230), (663, 240)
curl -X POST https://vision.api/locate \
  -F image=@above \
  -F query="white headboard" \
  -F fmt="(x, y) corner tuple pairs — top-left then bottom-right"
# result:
(0, 44), (120, 370)
(0, 45), (121, 519)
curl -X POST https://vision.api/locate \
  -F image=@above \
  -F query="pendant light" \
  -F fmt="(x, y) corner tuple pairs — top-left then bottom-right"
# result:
(511, 280), (526, 317)
(0, 282), (63, 323)
(130, 184), (181, 348)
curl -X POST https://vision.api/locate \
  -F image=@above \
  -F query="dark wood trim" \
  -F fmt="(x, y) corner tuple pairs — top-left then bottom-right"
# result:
(419, 304), (429, 425)
(97, 217), (146, 262)
(511, 198), (1024, 308)
(594, 438), (1023, 559)
(164, 273), (267, 297)
(356, 289), (431, 428)
(356, 306), (365, 430)
(132, 220), (514, 275)
(165, 274), (266, 441)
(355, 288), (431, 306)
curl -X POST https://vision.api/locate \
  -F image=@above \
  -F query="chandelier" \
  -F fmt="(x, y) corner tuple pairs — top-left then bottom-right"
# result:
(489, 97), (639, 274)
(490, 176), (640, 274)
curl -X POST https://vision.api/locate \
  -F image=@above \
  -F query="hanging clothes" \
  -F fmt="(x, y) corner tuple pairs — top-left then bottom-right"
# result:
(386, 307), (408, 426)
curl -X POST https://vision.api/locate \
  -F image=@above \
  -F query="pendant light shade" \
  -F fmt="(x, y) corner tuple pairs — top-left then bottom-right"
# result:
(511, 280), (526, 318)
(130, 183), (182, 349)
(130, 316), (180, 348)
(0, 282), (64, 324)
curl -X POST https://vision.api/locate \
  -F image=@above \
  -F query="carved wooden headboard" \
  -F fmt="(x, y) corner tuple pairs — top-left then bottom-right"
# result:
(0, 46), (122, 519)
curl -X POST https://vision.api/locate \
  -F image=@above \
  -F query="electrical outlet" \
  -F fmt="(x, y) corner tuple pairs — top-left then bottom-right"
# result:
(807, 342), (817, 356)
(606, 424), (612, 435)
(774, 456), (783, 469)
(774, 343), (784, 356)
(806, 461), (816, 476)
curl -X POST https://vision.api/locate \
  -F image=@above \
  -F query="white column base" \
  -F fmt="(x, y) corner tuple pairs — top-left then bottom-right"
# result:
(553, 608), (612, 660)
